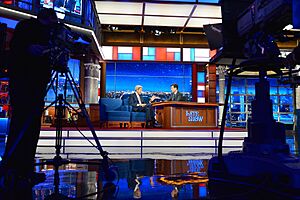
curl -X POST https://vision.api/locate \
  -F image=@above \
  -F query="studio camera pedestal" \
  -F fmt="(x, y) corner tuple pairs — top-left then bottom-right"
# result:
(208, 58), (300, 199)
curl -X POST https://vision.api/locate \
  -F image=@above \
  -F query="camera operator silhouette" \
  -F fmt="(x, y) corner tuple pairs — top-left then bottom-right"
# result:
(0, 8), (59, 199)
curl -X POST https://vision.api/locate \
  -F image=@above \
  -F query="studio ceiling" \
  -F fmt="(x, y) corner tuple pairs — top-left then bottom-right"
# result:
(94, 0), (221, 32)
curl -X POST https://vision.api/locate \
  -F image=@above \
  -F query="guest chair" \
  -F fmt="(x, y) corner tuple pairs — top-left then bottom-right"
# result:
(123, 97), (147, 128)
(99, 98), (131, 128)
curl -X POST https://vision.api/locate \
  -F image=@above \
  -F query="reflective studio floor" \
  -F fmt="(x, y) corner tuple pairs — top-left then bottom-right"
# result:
(0, 129), (296, 199)
(31, 136), (299, 200)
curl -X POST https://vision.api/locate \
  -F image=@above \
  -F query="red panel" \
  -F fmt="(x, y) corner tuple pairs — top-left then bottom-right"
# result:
(155, 48), (167, 61)
(112, 46), (118, 60)
(166, 52), (174, 61)
(132, 47), (141, 60)
(192, 63), (198, 102)
(3, 1), (12, 4)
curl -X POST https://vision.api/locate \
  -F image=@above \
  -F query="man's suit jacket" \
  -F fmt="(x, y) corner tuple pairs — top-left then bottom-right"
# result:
(168, 92), (185, 101)
(129, 93), (146, 107)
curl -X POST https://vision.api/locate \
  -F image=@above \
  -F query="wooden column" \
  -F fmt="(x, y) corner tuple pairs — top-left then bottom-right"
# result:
(207, 64), (216, 103)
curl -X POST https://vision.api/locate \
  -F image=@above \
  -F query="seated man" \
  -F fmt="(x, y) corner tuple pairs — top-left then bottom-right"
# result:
(128, 85), (157, 128)
(168, 83), (185, 101)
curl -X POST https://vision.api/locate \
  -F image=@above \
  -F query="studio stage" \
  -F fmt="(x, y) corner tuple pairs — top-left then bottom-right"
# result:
(37, 127), (247, 160)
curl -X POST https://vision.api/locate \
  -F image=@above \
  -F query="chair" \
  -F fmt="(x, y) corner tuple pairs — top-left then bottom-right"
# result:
(99, 98), (131, 128)
(123, 97), (147, 128)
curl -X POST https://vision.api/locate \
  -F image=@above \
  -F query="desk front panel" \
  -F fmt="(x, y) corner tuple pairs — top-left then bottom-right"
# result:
(156, 105), (217, 128)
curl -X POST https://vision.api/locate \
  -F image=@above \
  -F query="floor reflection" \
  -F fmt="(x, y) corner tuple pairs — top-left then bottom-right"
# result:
(32, 157), (300, 199)
(33, 159), (209, 199)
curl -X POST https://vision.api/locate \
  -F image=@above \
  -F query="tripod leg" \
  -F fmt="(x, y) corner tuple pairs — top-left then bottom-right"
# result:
(64, 71), (108, 158)
(62, 70), (116, 184)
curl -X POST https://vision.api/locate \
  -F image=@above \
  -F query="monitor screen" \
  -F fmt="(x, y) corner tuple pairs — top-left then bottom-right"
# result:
(40, 0), (82, 16)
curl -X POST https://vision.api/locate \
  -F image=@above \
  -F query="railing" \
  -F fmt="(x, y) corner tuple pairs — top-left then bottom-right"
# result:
(36, 130), (248, 160)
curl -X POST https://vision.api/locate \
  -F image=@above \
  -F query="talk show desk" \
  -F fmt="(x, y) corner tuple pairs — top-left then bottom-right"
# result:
(152, 101), (218, 129)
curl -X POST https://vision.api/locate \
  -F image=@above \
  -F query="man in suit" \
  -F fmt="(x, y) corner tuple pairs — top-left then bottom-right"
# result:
(168, 83), (185, 101)
(129, 85), (157, 128)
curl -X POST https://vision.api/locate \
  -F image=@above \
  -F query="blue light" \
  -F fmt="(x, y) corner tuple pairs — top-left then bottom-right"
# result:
(174, 52), (181, 61)
(199, 0), (219, 3)
(0, 17), (19, 29)
(118, 53), (133, 60)
(293, 0), (300, 29)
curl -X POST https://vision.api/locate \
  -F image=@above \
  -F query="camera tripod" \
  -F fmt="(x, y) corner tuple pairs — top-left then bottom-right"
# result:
(35, 67), (113, 200)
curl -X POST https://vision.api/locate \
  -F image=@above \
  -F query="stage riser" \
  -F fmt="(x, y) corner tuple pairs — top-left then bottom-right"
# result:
(36, 130), (247, 159)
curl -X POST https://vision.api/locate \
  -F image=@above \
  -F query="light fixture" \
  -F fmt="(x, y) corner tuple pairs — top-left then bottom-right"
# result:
(170, 29), (176, 34)
(154, 29), (162, 36)
(283, 24), (293, 30)
(108, 25), (118, 31)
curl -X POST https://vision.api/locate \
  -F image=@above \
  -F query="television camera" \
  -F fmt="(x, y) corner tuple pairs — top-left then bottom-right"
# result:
(208, 0), (300, 65)
(47, 22), (91, 72)
(207, 0), (300, 198)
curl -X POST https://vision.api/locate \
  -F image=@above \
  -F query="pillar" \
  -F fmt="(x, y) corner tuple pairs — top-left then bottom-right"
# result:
(217, 65), (226, 126)
(100, 62), (106, 98)
(84, 63), (101, 104)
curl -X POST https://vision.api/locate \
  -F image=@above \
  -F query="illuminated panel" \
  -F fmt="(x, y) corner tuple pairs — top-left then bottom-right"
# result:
(143, 47), (180, 61)
(167, 48), (181, 61)
(197, 72), (205, 103)
(102, 46), (113, 60)
(143, 47), (156, 60)
(102, 46), (141, 60)
(183, 48), (211, 62)
(145, 3), (193, 16)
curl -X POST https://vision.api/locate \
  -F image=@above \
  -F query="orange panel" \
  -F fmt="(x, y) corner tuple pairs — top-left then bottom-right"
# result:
(155, 48), (167, 61)
(112, 46), (118, 60)
(132, 47), (141, 60)
(166, 52), (174, 61)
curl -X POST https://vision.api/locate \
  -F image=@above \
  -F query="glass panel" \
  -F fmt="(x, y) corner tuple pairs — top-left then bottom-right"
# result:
(273, 113), (278, 121)
(246, 79), (258, 87)
(231, 79), (245, 86)
(270, 87), (278, 95)
(279, 104), (294, 112)
(280, 96), (293, 105)
(268, 78), (278, 86)
(230, 113), (246, 122)
(279, 114), (294, 124)
(273, 105), (278, 112)
(230, 95), (245, 104)
(231, 85), (245, 94)
(247, 86), (255, 95)
(230, 104), (247, 112)
(279, 87), (293, 95)
(246, 95), (255, 103)
(270, 96), (278, 104)
(233, 122), (247, 128)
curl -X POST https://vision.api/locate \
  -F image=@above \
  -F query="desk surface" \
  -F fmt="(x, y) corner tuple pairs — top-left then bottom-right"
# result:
(152, 101), (218, 107)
